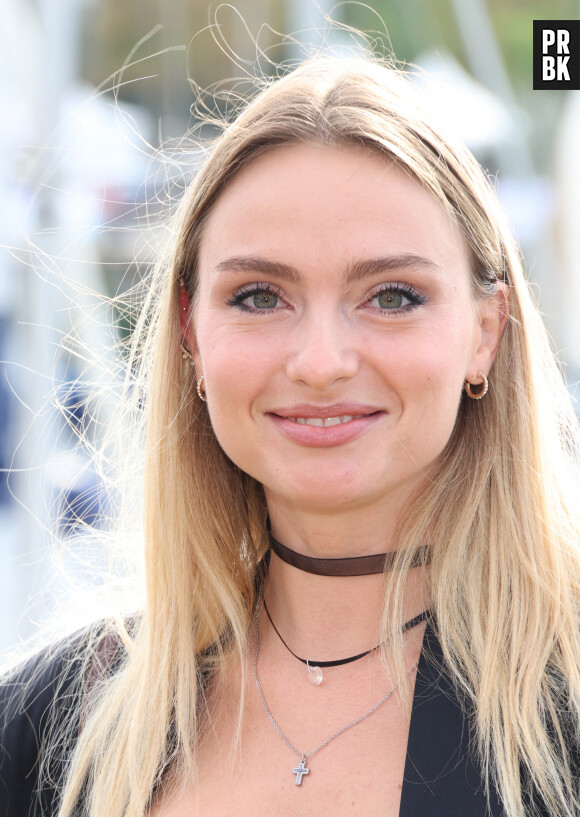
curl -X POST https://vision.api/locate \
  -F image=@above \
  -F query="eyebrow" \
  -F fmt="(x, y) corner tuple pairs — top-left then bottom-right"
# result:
(213, 253), (440, 285)
(214, 256), (302, 283)
(344, 254), (440, 284)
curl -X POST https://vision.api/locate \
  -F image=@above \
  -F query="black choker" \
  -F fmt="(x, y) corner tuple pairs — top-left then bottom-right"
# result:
(268, 530), (430, 577)
(263, 597), (429, 670)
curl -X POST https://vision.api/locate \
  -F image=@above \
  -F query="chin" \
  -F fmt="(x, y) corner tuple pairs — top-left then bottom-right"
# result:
(269, 474), (387, 511)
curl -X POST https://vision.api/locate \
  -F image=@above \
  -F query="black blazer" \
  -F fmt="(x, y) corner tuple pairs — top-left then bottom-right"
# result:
(0, 633), (85, 817)
(401, 621), (504, 816)
(0, 621), (515, 817)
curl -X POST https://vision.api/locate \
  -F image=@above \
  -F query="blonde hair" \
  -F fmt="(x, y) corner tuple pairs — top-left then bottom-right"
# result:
(55, 55), (580, 817)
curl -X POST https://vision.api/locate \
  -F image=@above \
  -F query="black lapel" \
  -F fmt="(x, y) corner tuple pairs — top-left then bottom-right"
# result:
(399, 620), (505, 817)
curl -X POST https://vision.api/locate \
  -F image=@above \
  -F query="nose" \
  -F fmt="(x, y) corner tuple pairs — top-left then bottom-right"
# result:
(285, 310), (359, 390)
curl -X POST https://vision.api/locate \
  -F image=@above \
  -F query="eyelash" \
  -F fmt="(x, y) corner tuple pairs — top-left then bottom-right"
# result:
(226, 281), (426, 315)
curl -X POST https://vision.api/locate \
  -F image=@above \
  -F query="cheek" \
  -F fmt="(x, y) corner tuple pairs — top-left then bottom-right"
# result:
(200, 330), (281, 392)
(194, 327), (276, 448)
(388, 329), (470, 388)
(388, 325), (473, 431)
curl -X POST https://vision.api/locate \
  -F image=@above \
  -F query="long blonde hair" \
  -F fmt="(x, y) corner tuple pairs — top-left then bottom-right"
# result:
(56, 55), (580, 817)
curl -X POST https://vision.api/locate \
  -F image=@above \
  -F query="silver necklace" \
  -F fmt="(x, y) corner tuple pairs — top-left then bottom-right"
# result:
(253, 600), (419, 786)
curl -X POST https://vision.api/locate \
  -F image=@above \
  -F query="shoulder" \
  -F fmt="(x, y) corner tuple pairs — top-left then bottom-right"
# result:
(0, 623), (124, 817)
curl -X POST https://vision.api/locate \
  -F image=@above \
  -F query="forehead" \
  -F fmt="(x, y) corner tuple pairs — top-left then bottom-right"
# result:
(198, 143), (470, 279)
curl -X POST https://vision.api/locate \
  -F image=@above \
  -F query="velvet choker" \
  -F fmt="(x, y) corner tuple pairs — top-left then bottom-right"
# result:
(268, 529), (430, 577)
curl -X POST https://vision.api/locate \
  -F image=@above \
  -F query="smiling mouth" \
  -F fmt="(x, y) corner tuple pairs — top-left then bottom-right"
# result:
(286, 414), (366, 427)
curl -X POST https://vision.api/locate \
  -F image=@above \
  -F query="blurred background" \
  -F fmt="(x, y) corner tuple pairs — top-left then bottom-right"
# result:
(1, 0), (579, 658)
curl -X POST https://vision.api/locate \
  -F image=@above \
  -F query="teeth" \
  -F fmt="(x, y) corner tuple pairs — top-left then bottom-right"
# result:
(290, 415), (360, 426)
(323, 416), (342, 427)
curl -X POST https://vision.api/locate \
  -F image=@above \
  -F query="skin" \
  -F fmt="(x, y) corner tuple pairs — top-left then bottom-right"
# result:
(165, 143), (509, 817)
(187, 142), (508, 561)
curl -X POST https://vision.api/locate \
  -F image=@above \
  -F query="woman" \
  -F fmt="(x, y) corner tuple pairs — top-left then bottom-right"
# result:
(2, 54), (580, 817)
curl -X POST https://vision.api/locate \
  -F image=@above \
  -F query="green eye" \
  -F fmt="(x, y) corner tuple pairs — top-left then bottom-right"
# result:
(367, 283), (425, 314)
(253, 292), (278, 309)
(228, 283), (286, 313)
(377, 291), (404, 309)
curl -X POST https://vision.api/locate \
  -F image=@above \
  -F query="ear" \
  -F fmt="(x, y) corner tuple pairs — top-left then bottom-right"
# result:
(466, 282), (510, 381)
(179, 281), (201, 371)
(179, 281), (192, 335)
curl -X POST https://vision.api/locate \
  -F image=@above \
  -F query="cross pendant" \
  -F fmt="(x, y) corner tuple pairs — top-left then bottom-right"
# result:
(292, 756), (310, 785)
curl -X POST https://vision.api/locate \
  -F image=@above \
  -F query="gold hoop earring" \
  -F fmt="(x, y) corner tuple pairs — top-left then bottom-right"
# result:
(181, 338), (206, 401)
(464, 371), (488, 399)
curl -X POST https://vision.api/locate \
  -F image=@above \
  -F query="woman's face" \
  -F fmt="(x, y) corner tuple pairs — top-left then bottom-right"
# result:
(189, 143), (505, 515)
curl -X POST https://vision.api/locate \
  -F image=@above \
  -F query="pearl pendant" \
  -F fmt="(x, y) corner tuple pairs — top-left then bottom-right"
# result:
(307, 661), (323, 685)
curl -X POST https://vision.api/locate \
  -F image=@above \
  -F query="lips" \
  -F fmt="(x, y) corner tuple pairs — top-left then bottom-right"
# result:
(267, 404), (384, 448)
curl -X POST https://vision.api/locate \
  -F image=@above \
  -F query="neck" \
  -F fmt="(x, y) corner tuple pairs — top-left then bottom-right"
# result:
(266, 494), (405, 559)
(262, 548), (429, 662)
(263, 556), (428, 660)
(262, 496), (430, 658)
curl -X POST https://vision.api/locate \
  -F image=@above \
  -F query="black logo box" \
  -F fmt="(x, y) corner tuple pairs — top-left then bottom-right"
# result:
(533, 20), (580, 90)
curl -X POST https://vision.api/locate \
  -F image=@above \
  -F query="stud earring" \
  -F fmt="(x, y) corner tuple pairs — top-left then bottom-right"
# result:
(181, 337), (194, 366)
(179, 278), (190, 312)
(464, 371), (488, 399)
(197, 375), (207, 402)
